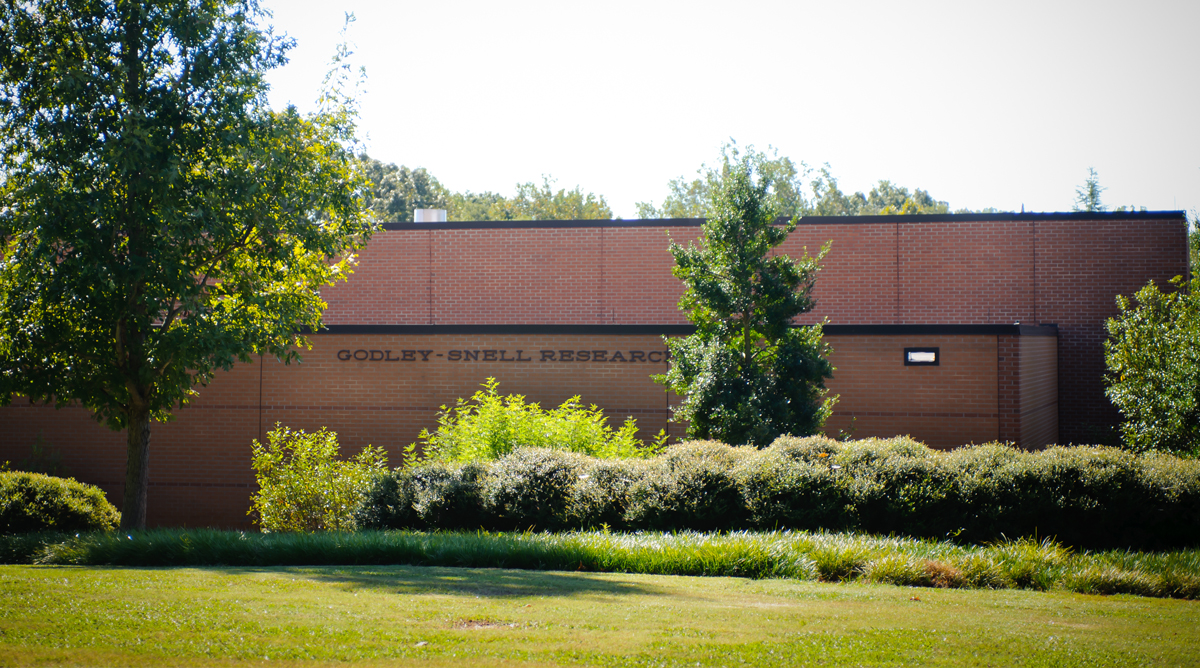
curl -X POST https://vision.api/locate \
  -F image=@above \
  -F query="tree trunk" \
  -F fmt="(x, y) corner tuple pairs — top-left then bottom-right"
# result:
(120, 409), (151, 530)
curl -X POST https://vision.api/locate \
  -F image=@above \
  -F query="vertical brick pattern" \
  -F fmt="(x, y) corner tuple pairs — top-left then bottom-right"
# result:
(1019, 336), (1059, 448)
(1035, 218), (1187, 442)
(787, 223), (900, 324)
(822, 334), (999, 448)
(321, 216), (1183, 439)
(996, 335), (1021, 444)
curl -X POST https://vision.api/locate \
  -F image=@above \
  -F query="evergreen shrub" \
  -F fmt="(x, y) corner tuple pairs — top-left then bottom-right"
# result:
(409, 461), (489, 530)
(625, 441), (753, 530)
(1, 472), (119, 533)
(355, 437), (1200, 549)
(484, 448), (587, 531)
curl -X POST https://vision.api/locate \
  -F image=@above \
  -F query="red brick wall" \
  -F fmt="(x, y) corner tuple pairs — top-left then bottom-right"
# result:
(1020, 335), (1059, 448)
(997, 335), (1022, 444)
(325, 215), (1186, 441)
(0, 213), (1186, 526)
(0, 334), (676, 527)
(822, 334), (999, 448)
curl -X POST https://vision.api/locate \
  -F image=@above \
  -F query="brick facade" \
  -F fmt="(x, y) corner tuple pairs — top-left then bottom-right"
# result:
(325, 213), (1184, 441)
(0, 211), (1187, 527)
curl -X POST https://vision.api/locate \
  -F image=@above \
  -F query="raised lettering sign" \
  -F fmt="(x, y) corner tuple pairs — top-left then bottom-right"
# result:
(337, 348), (670, 364)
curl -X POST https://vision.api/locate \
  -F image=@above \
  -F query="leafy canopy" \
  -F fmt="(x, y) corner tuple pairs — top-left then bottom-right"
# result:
(1104, 276), (1200, 457)
(357, 154), (613, 222)
(637, 142), (954, 219)
(0, 1), (375, 527)
(655, 147), (836, 446)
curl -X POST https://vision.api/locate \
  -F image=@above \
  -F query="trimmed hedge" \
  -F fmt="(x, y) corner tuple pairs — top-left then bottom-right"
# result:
(355, 437), (1200, 550)
(1, 472), (120, 533)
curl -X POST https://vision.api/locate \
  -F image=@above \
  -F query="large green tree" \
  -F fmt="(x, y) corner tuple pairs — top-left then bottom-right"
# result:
(0, 0), (375, 528)
(358, 155), (450, 223)
(655, 148), (835, 446)
(1104, 276), (1200, 457)
(636, 143), (811, 219)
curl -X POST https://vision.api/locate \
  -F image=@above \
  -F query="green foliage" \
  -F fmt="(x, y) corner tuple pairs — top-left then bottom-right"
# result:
(1073, 167), (1107, 212)
(1, 472), (120, 533)
(451, 176), (613, 221)
(809, 170), (951, 216)
(358, 155), (450, 222)
(249, 425), (387, 533)
(408, 461), (489, 530)
(9, 528), (1200, 602)
(414, 378), (662, 462)
(356, 151), (614, 222)
(655, 147), (835, 446)
(637, 142), (952, 219)
(1190, 211), (1200, 278)
(0, 2), (376, 528)
(357, 437), (1200, 550)
(1104, 276), (1200, 457)
(637, 143), (813, 219)
(483, 448), (590, 531)
(625, 442), (752, 530)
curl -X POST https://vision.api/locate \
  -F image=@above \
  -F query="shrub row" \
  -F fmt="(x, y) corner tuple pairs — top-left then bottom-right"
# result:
(1, 471), (120, 533)
(355, 437), (1200, 550)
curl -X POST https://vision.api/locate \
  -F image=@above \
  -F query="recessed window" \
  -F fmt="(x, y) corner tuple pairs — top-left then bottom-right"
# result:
(905, 347), (939, 366)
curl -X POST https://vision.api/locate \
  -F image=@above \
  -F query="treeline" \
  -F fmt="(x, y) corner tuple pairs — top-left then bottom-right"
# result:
(360, 144), (998, 222)
(359, 156), (613, 223)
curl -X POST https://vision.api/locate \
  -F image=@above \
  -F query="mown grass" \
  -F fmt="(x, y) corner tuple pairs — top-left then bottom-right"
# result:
(1, 563), (1197, 667)
(4, 529), (1199, 600)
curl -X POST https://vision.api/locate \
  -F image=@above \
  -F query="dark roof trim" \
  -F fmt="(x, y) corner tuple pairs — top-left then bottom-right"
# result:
(310, 324), (1058, 337)
(824, 324), (1058, 337)
(380, 211), (1184, 231)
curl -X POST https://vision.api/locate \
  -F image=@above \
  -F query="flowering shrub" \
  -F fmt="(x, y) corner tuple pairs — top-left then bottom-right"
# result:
(249, 424), (387, 532)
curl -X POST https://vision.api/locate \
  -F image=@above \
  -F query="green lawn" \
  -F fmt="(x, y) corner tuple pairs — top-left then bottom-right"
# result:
(2, 564), (1197, 667)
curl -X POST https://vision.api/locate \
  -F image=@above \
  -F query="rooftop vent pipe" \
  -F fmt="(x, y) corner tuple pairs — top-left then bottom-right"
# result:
(414, 208), (447, 223)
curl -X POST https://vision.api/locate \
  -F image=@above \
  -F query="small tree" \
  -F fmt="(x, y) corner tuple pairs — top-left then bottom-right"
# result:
(1104, 276), (1200, 457)
(1189, 211), (1199, 278)
(1073, 167), (1107, 212)
(655, 149), (835, 447)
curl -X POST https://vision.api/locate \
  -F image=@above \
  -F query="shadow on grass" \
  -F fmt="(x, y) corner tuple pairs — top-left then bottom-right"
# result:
(293, 564), (669, 599)
(39, 561), (671, 599)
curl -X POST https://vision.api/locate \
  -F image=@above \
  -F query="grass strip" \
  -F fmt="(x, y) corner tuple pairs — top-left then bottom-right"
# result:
(5, 564), (1197, 667)
(3, 528), (1198, 599)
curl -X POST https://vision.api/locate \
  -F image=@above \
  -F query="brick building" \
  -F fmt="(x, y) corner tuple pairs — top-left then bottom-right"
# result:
(0, 211), (1188, 527)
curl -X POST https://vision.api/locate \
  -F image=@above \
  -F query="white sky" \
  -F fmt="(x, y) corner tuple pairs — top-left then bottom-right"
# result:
(262, 0), (1200, 219)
